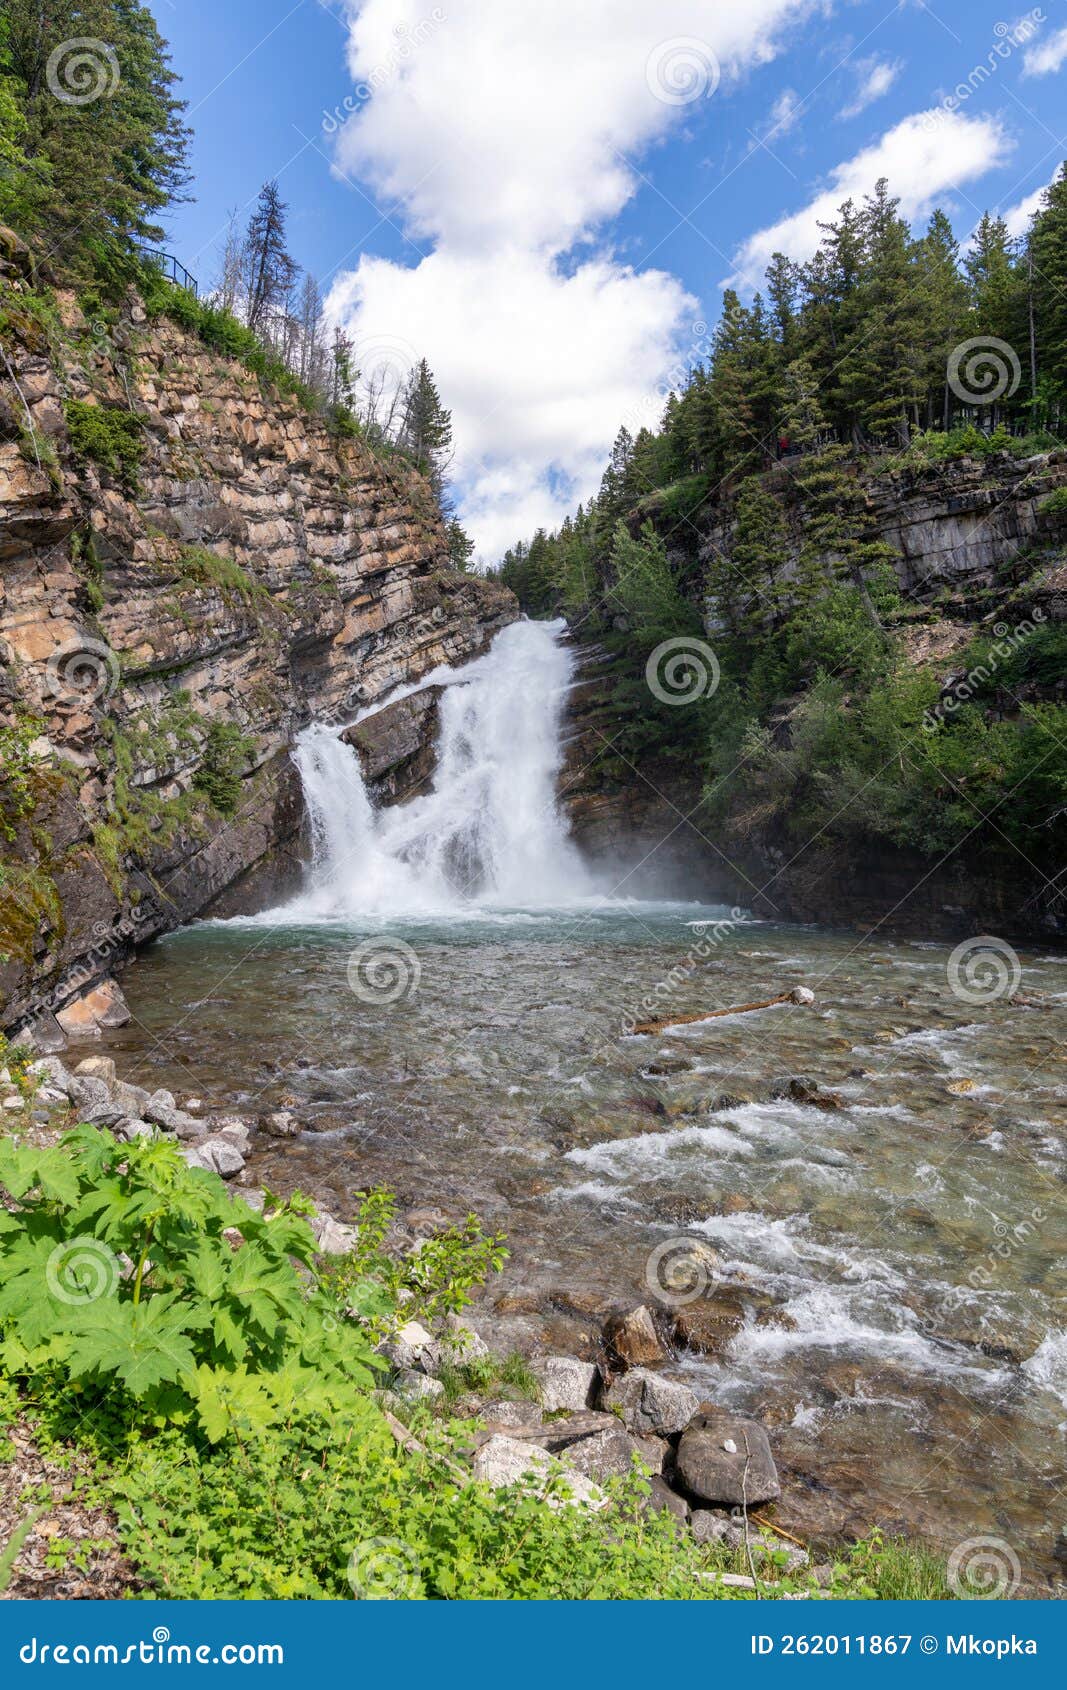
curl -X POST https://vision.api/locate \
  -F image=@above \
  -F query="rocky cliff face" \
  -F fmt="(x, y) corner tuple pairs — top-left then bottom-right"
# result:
(561, 450), (1067, 938)
(0, 233), (515, 1031)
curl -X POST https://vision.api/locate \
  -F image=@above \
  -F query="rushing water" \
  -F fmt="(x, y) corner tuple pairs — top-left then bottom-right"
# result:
(283, 618), (591, 919)
(103, 620), (1067, 1586)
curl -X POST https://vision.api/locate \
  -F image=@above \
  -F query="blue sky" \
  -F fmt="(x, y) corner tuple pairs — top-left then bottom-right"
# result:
(155, 0), (1067, 557)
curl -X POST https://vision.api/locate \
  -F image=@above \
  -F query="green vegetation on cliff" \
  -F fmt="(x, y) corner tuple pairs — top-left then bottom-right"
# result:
(495, 170), (1067, 886)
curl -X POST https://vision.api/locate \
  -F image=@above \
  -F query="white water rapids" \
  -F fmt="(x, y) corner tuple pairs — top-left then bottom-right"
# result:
(278, 617), (594, 920)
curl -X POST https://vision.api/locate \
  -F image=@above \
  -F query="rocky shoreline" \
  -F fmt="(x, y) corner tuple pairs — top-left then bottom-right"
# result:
(4, 1024), (816, 1587)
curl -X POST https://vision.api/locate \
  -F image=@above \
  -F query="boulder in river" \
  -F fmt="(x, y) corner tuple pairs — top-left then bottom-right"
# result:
(674, 1410), (780, 1506)
(55, 978), (131, 1036)
(603, 1304), (667, 1368)
(601, 1367), (699, 1436)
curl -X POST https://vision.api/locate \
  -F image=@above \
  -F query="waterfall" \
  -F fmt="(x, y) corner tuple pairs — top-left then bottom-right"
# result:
(279, 618), (592, 920)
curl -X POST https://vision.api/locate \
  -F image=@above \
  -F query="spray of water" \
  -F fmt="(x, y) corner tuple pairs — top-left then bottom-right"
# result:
(279, 618), (593, 920)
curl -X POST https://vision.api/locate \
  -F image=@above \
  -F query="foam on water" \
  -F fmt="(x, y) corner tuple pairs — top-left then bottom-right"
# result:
(1021, 1330), (1067, 1407)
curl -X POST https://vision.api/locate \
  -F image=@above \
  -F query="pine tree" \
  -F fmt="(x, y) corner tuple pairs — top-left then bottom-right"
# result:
(446, 518), (475, 571)
(1, 0), (190, 266)
(1029, 165), (1067, 418)
(400, 359), (453, 498)
(916, 210), (969, 430)
(244, 180), (297, 334)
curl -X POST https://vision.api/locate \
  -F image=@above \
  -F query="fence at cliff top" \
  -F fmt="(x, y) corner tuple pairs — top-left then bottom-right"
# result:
(135, 246), (199, 297)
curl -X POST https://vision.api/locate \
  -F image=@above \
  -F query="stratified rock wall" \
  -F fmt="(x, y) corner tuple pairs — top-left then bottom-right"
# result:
(562, 449), (1067, 938)
(0, 235), (515, 1027)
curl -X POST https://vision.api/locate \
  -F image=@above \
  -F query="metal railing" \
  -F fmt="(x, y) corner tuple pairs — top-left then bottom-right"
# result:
(136, 247), (199, 297)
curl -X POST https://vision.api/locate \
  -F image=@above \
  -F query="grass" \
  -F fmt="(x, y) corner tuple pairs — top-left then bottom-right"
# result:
(432, 1349), (541, 1408)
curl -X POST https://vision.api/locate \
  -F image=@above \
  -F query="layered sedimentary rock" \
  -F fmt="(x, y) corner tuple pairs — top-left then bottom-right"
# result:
(0, 232), (515, 1027)
(561, 450), (1067, 937)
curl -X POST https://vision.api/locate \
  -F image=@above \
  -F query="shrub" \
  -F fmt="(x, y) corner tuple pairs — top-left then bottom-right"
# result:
(0, 713), (44, 840)
(320, 1188), (507, 1342)
(192, 722), (255, 817)
(63, 400), (144, 480)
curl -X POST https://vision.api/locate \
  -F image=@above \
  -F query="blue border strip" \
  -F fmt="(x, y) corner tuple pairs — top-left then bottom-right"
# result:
(1, 1599), (1062, 1685)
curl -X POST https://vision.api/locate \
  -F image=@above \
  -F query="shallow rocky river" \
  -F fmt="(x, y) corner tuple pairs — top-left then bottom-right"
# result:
(103, 902), (1067, 1585)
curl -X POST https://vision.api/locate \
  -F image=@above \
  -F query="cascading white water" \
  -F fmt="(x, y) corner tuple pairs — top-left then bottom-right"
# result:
(279, 618), (593, 920)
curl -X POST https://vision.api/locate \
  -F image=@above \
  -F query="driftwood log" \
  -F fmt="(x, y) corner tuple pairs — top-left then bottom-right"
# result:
(630, 986), (814, 1037)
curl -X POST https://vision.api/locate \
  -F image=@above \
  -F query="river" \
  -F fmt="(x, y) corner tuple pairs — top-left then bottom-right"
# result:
(101, 618), (1067, 1585)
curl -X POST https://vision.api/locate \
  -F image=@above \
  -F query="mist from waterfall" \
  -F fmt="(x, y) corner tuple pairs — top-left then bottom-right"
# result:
(278, 618), (595, 921)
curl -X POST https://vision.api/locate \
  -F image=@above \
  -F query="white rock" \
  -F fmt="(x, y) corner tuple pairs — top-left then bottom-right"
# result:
(310, 1212), (358, 1255)
(472, 1434), (606, 1510)
(789, 986), (815, 1005)
(74, 1056), (116, 1085)
(533, 1356), (599, 1413)
(421, 1313), (490, 1375)
(183, 1138), (245, 1179)
(35, 1085), (69, 1105)
(28, 1057), (72, 1092)
(381, 1319), (434, 1371)
(3, 1095), (25, 1112)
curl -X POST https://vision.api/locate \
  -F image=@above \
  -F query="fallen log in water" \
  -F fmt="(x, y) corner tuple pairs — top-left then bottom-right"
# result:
(630, 985), (814, 1037)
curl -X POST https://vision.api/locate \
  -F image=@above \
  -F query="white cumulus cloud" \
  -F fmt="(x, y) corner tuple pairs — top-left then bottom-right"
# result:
(1023, 23), (1067, 76)
(723, 109), (1014, 293)
(324, 0), (812, 558)
(838, 56), (903, 120)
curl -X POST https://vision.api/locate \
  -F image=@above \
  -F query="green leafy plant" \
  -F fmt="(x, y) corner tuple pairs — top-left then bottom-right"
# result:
(0, 712), (45, 840)
(320, 1188), (508, 1339)
(0, 1127), (385, 1443)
